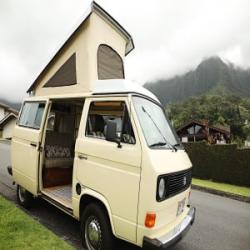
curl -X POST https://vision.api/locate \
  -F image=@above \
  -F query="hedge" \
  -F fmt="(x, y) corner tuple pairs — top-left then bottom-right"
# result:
(184, 142), (250, 187)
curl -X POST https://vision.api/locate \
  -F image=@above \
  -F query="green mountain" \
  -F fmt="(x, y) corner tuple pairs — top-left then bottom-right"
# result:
(144, 57), (250, 106)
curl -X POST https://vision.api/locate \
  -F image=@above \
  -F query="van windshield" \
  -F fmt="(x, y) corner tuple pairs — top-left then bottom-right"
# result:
(132, 96), (180, 149)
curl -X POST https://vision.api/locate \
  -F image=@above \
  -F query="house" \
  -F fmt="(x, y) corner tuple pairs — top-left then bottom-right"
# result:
(0, 102), (18, 120)
(176, 120), (230, 144)
(27, 1), (134, 97)
(0, 102), (18, 139)
(0, 113), (18, 139)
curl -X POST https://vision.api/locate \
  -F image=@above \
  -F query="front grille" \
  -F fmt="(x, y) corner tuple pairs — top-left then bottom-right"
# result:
(157, 168), (192, 201)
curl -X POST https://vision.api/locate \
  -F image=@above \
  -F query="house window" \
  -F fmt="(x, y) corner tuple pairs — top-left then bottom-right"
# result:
(86, 101), (135, 144)
(194, 125), (202, 134)
(187, 127), (195, 135)
(19, 102), (45, 129)
(97, 45), (124, 80)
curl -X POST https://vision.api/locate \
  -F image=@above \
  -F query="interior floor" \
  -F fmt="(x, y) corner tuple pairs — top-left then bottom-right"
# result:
(42, 185), (72, 209)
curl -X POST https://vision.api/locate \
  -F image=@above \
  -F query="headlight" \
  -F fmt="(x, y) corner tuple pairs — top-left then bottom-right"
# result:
(158, 178), (166, 199)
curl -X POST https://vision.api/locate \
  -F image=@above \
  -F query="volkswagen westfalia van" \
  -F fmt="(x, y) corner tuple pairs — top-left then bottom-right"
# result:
(10, 2), (195, 249)
(10, 79), (195, 250)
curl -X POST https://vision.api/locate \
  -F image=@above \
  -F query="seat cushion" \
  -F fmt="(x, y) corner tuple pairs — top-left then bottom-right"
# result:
(45, 145), (71, 158)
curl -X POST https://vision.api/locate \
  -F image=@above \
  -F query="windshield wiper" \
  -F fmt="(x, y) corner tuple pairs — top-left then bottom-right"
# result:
(142, 106), (177, 151)
(174, 143), (184, 149)
(150, 142), (167, 148)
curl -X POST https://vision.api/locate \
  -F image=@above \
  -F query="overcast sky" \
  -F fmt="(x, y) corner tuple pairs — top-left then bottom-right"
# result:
(1, 0), (250, 102)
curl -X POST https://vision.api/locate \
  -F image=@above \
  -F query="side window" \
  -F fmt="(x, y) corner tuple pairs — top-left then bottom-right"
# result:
(86, 101), (135, 144)
(97, 44), (124, 80)
(19, 102), (45, 129)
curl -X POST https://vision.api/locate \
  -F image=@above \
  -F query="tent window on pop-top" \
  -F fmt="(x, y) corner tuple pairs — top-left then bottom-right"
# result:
(97, 44), (124, 80)
(43, 53), (77, 88)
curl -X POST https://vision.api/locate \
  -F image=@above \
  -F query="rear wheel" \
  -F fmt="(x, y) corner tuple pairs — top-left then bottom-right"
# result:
(17, 185), (33, 209)
(80, 203), (116, 250)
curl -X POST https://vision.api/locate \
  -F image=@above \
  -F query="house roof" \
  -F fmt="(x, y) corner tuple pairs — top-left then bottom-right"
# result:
(0, 113), (17, 129)
(0, 102), (9, 110)
(27, 1), (134, 93)
(177, 120), (231, 135)
(0, 102), (18, 115)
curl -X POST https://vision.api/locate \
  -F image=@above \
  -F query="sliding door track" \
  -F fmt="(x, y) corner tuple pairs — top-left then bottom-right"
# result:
(41, 193), (74, 217)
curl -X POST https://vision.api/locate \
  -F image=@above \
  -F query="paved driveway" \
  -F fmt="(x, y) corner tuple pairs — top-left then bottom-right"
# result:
(0, 140), (12, 186)
(0, 141), (250, 250)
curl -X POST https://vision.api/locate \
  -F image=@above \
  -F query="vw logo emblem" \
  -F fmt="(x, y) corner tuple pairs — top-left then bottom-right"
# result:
(183, 176), (187, 186)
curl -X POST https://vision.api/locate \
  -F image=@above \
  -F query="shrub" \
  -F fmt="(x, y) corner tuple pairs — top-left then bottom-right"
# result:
(184, 142), (250, 187)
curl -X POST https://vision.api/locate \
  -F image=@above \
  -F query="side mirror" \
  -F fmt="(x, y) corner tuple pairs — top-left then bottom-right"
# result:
(106, 120), (122, 148)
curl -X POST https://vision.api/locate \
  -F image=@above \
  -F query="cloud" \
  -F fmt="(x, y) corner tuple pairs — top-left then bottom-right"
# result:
(0, 0), (250, 101)
(123, 0), (250, 82)
(0, 0), (91, 101)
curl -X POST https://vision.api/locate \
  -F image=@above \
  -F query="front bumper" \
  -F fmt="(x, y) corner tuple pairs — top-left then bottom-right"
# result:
(143, 206), (196, 249)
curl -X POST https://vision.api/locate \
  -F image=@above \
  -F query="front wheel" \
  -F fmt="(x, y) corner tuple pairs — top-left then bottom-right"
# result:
(80, 203), (116, 250)
(16, 185), (34, 209)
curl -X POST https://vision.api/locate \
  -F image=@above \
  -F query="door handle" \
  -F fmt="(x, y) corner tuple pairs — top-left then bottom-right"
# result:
(30, 143), (37, 147)
(78, 155), (88, 160)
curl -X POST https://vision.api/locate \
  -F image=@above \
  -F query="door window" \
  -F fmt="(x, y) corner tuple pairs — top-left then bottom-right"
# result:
(18, 102), (45, 129)
(86, 101), (135, 144)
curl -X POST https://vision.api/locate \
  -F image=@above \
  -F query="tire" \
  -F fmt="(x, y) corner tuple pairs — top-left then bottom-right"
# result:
(16, 185), (34, 209)
(80, 203), (116, 250)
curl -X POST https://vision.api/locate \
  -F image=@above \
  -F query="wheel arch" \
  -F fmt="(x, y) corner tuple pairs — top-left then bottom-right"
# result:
(79, 191), (116, 236)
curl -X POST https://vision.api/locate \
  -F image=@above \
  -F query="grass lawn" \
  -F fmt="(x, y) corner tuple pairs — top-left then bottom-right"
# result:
(192, 178), (250, 197)
(0, 195), (73, 250)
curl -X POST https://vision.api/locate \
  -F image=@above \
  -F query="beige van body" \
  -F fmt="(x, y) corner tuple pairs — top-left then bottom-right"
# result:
(11, 81), (195, 249)
(11, 2), (195, 249)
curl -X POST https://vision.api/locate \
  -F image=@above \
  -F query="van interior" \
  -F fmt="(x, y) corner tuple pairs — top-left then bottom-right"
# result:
(41, 99), (84, 209)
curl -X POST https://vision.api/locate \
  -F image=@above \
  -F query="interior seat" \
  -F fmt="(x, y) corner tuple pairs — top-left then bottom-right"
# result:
(43, 131), (74, 187)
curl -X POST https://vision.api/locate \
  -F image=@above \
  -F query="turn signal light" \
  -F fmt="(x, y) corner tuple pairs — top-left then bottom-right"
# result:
(189, 190), (191, 199)
(145, 213), (156, 228)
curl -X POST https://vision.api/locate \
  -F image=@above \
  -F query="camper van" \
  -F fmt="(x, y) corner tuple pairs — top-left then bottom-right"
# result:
(10, 2), (195, 249)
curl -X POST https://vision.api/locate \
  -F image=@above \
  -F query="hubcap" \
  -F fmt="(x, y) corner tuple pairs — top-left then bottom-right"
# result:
(85, 216), (102, 250)
(18, 186), (26, 203)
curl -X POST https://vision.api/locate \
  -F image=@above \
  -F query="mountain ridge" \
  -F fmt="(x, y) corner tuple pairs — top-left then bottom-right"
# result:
(144, 56), (250, 106)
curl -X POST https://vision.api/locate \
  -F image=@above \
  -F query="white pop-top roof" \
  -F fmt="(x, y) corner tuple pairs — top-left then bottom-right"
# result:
(93, 79), (160, 103)
(27, 1), (134, 94)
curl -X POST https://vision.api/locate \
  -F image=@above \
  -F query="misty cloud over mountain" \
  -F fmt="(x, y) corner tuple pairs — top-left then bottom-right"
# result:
(144, 57), (250, 106)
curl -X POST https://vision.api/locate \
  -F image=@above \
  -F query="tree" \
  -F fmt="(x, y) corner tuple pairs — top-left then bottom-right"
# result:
(168, 94), (250, 140)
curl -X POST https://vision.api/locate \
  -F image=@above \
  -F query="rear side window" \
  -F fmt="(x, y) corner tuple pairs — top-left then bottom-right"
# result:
(86, 101), (135, 144)
(19, 102), (45, 129)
